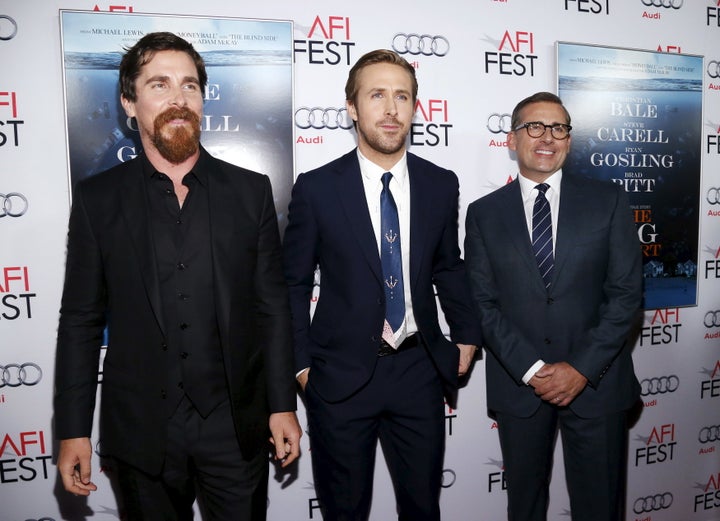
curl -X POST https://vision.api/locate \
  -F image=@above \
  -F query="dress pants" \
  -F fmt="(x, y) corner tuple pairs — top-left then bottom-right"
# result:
(112, 396), (268, 521)
(305, 344), (445, 521)
(495, 402), (628, 521)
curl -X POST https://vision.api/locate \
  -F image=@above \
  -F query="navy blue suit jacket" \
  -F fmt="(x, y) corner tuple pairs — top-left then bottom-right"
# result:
(283, 149), (481, 403)
(465, 174), (642, 418)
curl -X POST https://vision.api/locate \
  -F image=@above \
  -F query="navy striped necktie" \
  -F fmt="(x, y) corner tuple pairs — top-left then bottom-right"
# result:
(532, 183), (554, 289)
(381, 172), (405, 331)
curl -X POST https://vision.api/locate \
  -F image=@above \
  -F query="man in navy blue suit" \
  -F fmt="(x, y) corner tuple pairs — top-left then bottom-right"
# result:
(465, 92), (642, 521)
(283, 49), (481, 521)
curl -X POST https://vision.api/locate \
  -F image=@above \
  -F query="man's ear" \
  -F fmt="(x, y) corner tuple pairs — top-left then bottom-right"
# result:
(120, 95), (135, 118)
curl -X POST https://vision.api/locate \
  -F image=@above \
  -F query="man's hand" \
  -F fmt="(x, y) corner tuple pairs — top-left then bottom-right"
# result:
(457, 344), (478, 376)
(57, 437), (97, 496)
(529, 362), (588, 407)
(269, 411), (302, 467)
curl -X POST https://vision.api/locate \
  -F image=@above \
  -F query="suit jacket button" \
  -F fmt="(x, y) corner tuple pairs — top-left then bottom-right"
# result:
(544, 338), (551, 344)
(546, 298), (554, 304)
(161, 343), (168, 351)
(371, 336), (378, 342)
(160, 389), (167, 399)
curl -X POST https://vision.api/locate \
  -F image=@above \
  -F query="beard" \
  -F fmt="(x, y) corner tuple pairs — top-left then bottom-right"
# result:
(356, 118), (408, 157)
(151, 107), (201, 164)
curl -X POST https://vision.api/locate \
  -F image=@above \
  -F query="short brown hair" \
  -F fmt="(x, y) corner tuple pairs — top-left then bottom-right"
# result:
(119, 32), (207, 102)
(511, 91), (571, 130)
(344, 49), (418, 105)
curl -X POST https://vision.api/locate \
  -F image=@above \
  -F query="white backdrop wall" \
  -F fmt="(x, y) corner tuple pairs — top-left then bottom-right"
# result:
(1, 1), (720, 520)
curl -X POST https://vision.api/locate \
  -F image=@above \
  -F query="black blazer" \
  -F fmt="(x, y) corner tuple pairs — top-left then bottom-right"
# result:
(465, 174), (642, 418)
(54, 148), (296, 474)
(283, 149), (481, 403)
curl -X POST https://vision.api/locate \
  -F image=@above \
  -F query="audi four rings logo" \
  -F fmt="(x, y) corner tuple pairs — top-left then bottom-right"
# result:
(0, 192), (28, 217)
(487, 113), (512, 134)
(709, 61), (720, 79)
(441, 469), (456, 488)
(641, 0), (683, 8)
(633, 493), (673, 514)
(294, 107), (353, 130)
(708, 188), (720, 205)
(391, 33), (450, 57)
(0, 363), (42, 387)
(704, 310), (720, 328)
(640, 375), (679, 395)
(699, 425), (720, 443)
(0, 15), (18, 41)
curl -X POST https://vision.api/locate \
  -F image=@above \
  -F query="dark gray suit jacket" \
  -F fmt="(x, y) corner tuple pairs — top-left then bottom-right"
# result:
(465, 174), (642, 418)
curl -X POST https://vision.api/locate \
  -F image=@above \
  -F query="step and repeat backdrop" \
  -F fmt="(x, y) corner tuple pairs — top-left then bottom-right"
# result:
(1, 1), (720, 520)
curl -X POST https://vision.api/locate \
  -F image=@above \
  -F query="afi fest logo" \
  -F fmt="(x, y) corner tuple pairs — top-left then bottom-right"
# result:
(639, 308), (681, 347)
(482, 30), (538, 76)
(694, 473), (720, 512)
(709, 0), (720, 26)
(0, 266), (36, 321)
(0, 90), (23, 147)
(411, 98), (452, 147)
(634, 424), (677, 466)
(705, 244), (720, 279)
(294, 15), (355, 65)
(0, 430), (52, 483)
(707, 119), (720, 155)
(700, 360), (720, 399)
(563, 0), (610, 14)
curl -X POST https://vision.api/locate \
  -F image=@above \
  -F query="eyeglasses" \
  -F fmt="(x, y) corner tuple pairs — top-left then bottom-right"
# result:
(513, 121), (572, 140)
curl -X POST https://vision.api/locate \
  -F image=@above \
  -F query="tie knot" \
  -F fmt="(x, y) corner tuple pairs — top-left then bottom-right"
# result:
(535, 183), (549, 195)
(382, 172), (393, 190)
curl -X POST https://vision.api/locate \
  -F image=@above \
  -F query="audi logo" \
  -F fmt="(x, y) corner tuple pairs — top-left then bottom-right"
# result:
(0, 192), (28, 217)
(704, 310), (720, 328)
(640, 375), (679, 396)
(294, 107), (353, 130)
(699, 425), (720, 444)
(391, 33), (450, 57)
(641, 0), (682, 7)
(0, 14), (17, 41)
(441, 468), (456, 488)
(633, 492), (673, 514)
(0, 362), (42, 387)
(709, 61), (720, 79)
(487, 113), (512, 134)
(708, 188), (720, 205)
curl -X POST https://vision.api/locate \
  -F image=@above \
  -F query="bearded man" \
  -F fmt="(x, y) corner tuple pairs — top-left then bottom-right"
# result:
(54, 32), (300, 521)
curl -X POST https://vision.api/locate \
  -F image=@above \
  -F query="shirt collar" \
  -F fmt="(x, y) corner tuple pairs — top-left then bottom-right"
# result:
(142, 146), (208, 187)
(518, 170), (562, 201)
(356, 149), (408, 189)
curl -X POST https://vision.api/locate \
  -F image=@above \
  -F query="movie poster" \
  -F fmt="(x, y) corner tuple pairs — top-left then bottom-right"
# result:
(60, 10), (294, 228)
(557, 42), (703, 309)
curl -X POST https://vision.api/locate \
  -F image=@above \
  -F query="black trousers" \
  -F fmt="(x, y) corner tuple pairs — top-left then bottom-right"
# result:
(496, 402), (628, 521)
(112, 397), (268, 521)
(305, 344), (445, 521)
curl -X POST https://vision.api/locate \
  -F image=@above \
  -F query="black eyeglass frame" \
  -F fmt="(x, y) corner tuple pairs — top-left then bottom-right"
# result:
(513, 121), (572, 140)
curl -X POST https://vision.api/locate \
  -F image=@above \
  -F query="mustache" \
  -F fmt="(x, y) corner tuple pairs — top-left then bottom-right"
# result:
(154, 106), (200, 127)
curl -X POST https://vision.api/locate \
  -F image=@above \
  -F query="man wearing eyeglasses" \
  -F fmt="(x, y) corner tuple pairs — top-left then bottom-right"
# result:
(464, 92), (642, 521)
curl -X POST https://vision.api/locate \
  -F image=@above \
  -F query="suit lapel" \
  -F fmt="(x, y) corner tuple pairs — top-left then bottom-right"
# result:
(119, 160), (166, 335)
(332, 152), (384, 285)
(407, 155), (428, 291)
(553, 175), (583, 283)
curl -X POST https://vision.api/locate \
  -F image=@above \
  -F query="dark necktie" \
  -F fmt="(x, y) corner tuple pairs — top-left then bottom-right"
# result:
(532, 183), (554, 289)
(381, 172), (405, 332)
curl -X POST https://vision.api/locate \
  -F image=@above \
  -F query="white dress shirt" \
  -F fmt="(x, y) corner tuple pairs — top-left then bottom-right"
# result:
(357, 149), (418, 345)
(517, 170), (562, 384)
